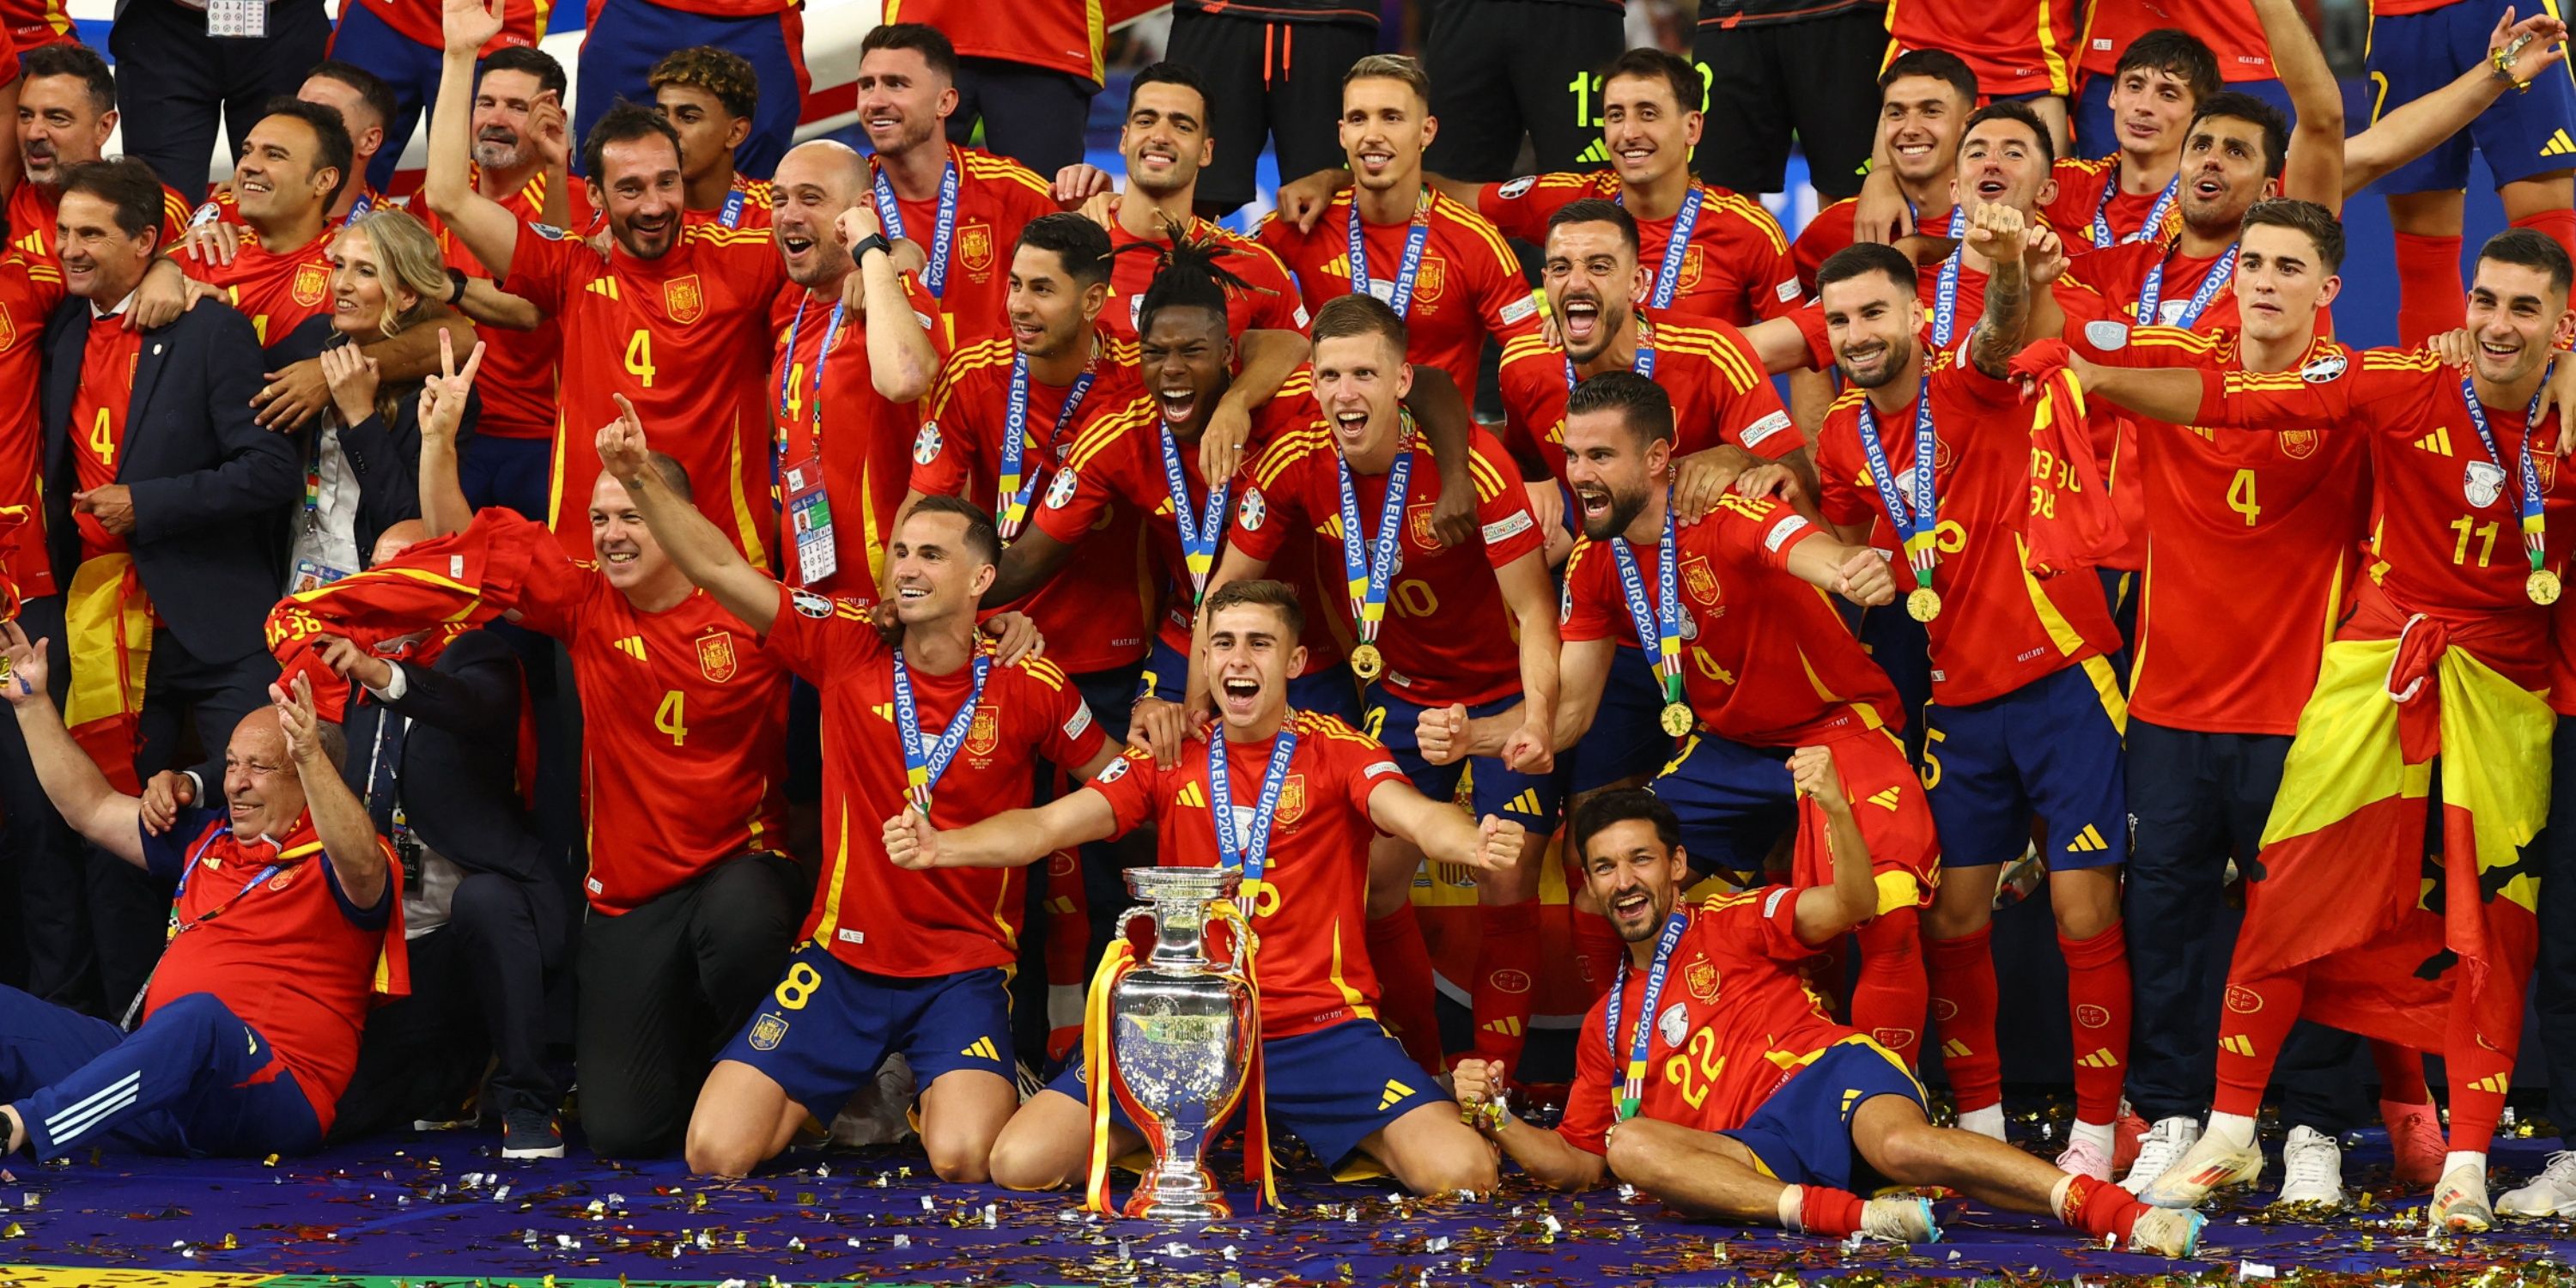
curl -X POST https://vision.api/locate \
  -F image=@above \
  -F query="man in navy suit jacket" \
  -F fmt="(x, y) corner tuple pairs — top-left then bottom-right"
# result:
(37, 157), (300, 1010)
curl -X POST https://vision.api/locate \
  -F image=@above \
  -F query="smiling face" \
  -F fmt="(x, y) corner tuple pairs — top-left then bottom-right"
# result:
(55, 190), (154, 302)
(1121, 79), (1212, 200)
(2466, 257), (2575, 388)
(18, 74), (112, 186)
(222, 708), (308, 841)
(2106, 64), (2197, 158)
(2177, 113), (2273, 234)
(884, 507), (994, 627)
(771, 144), (861, 288)
(1564, 405), (1667, 541)
(1601, 72), (1698, 188)
(234, 114), (335, 228)
(1878, 74), (1967, 190)
(1204, 601), (1301, 729)
(1340, 76), (1432, 196)
(1005, 243), (1099, 358)
(854, 46), (952, 159)
(1954, 116), (2053, 219)
(1544, 218), (1645, 368)
(598, 134), (683, 259)
(1310, 330), (1412, 457)
(1140, 304), (1233, 434)
(326, 227), (413, 337)
(1820, 267), (1923, 390)
(1582, 817), (1692, 945)
(471, 68), (548, 171)
(589, 473), (672, 592)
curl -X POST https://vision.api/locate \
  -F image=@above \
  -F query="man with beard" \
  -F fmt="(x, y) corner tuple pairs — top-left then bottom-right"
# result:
(853, 24), (1060, 351)
(4, 44), (190, 261)
(180, 61), (398, 240)
(321, 0), (550, 191)
(427, 0), (783, 562)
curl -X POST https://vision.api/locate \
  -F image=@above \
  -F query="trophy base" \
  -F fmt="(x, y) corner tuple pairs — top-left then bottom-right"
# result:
(1121, 1166), (1233, 1222)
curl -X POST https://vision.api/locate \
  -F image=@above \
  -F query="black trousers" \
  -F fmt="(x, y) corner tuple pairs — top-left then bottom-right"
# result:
(2, 596), (96, 1010)
(1419, 0), (1625, 180)
(945, 57), (1097, 179)
(109, 0), (331, 198)
(1691, 7), (1885, 200)
(1163, 10), (1375, 214)
(331, 868), (574, 1139)
(2533, 715), (2576, 1144)
(574, 850), (806, 1158)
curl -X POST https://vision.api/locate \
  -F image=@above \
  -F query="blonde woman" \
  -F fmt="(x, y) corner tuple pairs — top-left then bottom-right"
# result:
(280, 208), (480, 586)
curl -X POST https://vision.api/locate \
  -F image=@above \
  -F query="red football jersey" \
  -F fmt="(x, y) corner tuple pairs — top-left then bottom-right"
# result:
(1255, 187), (1542, 405)
(1817, 350), (2123, 706)
(1231, 422), (1542, 708)
(1790, 199), (1956, 301)
(1479, 172), (1800, 327)
(2066, 324), (2370, 735)
(867, 146), (1060, 352)
(765, 586), (1106, 977)
(1561, 495), (1901, 745)
(910, 335), (1156, 674)
(342, 0), (547, 51)
(7, 181), (190, 262)
(179, 232), (336, 349)
(510, 533), (790, 914)
(3, 0), (66, 46)
(1498, 310), (1801, 493)
(1558, 890), (1857, 1154)
(420, 171), (591, 442)
(1102, 216), (1307, 343)
(884, 0), (1107, 83)
(0, 252), (62, 597)
(1084, 713), (1406, 1037)
(503, 217), (784, 562)
(2054, 240), (2340, 349)
(2190, 348), (2576, 682)
(2078, 0), (2274, 82)
(142, 813), (399, 1133)
(771, 275), (948, 597)
(1789, 249), (1993, 373)
(1885, 0), (2082, 97)
(2039, 155), (2185, 251)
(67, 319), (141, 561)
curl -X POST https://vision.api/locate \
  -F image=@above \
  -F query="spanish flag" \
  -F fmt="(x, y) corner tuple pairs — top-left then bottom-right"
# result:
(63, 554), (152, 793)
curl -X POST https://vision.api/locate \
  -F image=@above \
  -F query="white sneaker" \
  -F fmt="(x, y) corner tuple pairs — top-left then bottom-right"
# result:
(2055, 1134), (2113, 1182)
(2122, 1116), (2200, 1195)
(2137, 1127), (2263, 1209)
(1860, 1194), (1941, 1243)
(2432, 1163), (2496, 1233)
(2274, 1126), (2346, 1208)
(2125, 1206), (2208, 1257)
(2498, 1150), (2576, 1217)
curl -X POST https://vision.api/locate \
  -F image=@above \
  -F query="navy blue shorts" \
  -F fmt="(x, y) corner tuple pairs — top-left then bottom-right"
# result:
(1648, 732), (1796, 880)
(1365, 686), (1560, 831)
(1133, 635), (1364, 727)
(1050, 1018), (1446, 1174)
(574, 0), (805, 179)
(2368, 0), (2576, 191)
(1566, 644), (1679, 795)
(1922, 659), (2129, 870)
(720, 944), (1013, 1120)
(324, 1), (440, 192)
(1723, 1037), (1927, 1192)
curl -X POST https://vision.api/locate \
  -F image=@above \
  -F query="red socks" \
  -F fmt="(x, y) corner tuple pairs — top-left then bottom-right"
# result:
(2372, 1042), (2430, 1106)
(2393, 231), (2466, 348)
(1571, 908), (1624, 1002)
(1470, 901), (1540, 1070)
(2059, 922), (2131, 1123)
(1042, 849), (1088, 1061)
(1924, 926), (2001, 1112)
(1850, 906), (1926, 1068)
(1794, 1185), (1867, 1237)
(2513, 208), (2576, 270)
(2057, 1174), (2148, 1245)
(2212, 969), (2306, 1118)
(1365, 905), (1447, 1074)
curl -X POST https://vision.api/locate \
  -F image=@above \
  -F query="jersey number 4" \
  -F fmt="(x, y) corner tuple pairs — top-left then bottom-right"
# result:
(654, 690), (689, 745)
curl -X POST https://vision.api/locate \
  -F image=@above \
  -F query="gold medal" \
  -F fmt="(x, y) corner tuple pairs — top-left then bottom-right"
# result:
(1350, 641), (1382, 681)
(2532, 568), (2563, 606)
(1660, 702), (1693, 738)
(1905, 586), (1943, 623)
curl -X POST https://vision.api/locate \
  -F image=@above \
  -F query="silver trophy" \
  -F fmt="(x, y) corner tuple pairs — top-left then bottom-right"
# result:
(1104, 866), (1259, 1221)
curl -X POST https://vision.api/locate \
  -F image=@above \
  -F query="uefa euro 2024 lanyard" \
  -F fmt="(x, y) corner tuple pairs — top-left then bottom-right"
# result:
(892, 644), (993, 814)
(1608, 493), (1694, 739)
(1210, 718), (1299, 919)
(2458, 361), (2562, 606)
(1347, 186), (1433, 318)
(874, 152), (960, 300)
(1603, 905), (1691, 1121)
(1334, 413), (1417, 682)
(997, 348), (1098, 541)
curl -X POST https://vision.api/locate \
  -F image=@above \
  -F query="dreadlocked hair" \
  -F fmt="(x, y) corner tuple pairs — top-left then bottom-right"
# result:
(1119, 226), (1267, 337)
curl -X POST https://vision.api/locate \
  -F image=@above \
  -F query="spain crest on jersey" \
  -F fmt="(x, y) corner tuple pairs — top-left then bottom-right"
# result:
(1275, 774), (1307, 828)
(1406, 501), (1438, 550)
(665, 274), (705, 325)
(957, 222), (995, 275)
(1682, 555), (1720, 606)
(966, 702), (1000, 756)
(696, 630), (738, 682)
(2542, 449), (2561, 494)
(0, 305), (18, 353)
(1676, 244), (1705, 292)
(1685, 957), (1720, 1003)
(1413, 256), (1447, 306)
(291, 262), (329, 307)
(2279, 428), (2320, 461)
(748, 1013), (787, 1051)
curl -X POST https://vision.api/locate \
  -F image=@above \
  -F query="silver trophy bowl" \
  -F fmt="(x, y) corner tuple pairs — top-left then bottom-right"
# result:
(1107, 866), (1259, 1221)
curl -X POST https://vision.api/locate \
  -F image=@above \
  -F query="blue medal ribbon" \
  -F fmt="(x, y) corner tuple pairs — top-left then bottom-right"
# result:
(1209, 721), (1300, 916)
(1609, 493), (1684, 708)
(891, 647), (993, 812)
(2458, 362), (2556, 575)
(1347, 187), (1433, 318)
(1564, 317), (1659, 392)
(2137, 242), (2236, 329)
(2091, 165), (2179, 250)
(1334, 417), (1417, 658)
(775, 296), (845, 462)
(1618, 185), (1704, 309)
(1158, 422), (1230, 605)
(1856, 374), (1941, 592)
(998, 349), (1097, 540)
(876, 153), (960, 300)
(1930, 205), (1965, 349)
(720, 187), (746, 230)
(1604, 906), (1691, 1121)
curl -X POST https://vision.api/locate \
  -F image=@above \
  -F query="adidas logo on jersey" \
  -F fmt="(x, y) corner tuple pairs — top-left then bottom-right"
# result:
(1868, 787), (1904, 811)
(2065, 824), (2112, 854)
(1378, 1078), (1416, 1111)
(612, 635), (646, 660)
(2415, 427), (2454, 456)
(2547, 129), (2576, 159)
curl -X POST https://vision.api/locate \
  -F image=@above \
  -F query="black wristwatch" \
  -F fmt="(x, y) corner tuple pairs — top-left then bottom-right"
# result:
(446, 267), (470, 307)
(850, 232), (893, 264)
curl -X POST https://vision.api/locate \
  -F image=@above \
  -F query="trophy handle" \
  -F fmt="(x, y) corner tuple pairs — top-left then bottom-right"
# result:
(1116, 903), (1157, 955)
(1204, 897), (1254, 979)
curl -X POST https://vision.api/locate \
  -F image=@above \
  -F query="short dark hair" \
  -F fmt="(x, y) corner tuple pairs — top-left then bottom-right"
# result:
(1204, 577), (1303, 640)
(23, 44), (114, 115)
(902, 493), (999, 567)
(1126, 61), (1208, 118)
(860, 22), (958, 83)
(2241, 198), (2346, 275)
(1130, 231), (1255, 341)
(1546, 197), (1640, 262)
(2113, 28), (2222, 106)
(581, 100), (683, 184)
(1566, 371), (1674, 447)
(1600, 46), (1699, 116)
(480, 46), (569, 100)
(58, 158), (164, 242)
(1571, 787), (1681, 857)
(2480, 227), (2575, 296)
(260, 97), (355, 210)
(1816, 241), (1919, 296)
(1878, 47), (1978, 107)
(307, 58), (398, 133)
(1310, 292), (1407, 355)
(1017, 212), (1112, 289)
(1963, 100), (2056, 167)
(2191, 91), (2291, 179)
(649, 45), (759, 121)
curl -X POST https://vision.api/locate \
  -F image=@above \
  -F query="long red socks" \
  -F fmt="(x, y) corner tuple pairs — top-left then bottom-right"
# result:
(1470, 902), (1540, 1070)
(1849, 907), (1926, 1067)
(2057, 1174), (2148, 1244)
(2060, 922), (2132, 1123)
(2212, 968), (2306, 1118)
(1365, 906), (1446, 1074)
(2394, 231), (2466, 348)
(1924, 926), (2001, 1112)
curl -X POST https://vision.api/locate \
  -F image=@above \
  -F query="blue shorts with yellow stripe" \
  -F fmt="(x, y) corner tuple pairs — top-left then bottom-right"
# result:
(2367, 0), (2576, 191)
(1647, 731), (1796, 880)
(1921, 659), (2128, 870)
(1051, 1018), (1445, 1173)
(1566, 643), (1680, 795)
(1134, 635), (1364, 727)
(1723, 1037), (1928, 1194)
(720, 944), (1013, 1121)
(1365, 686), (1561, 832)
